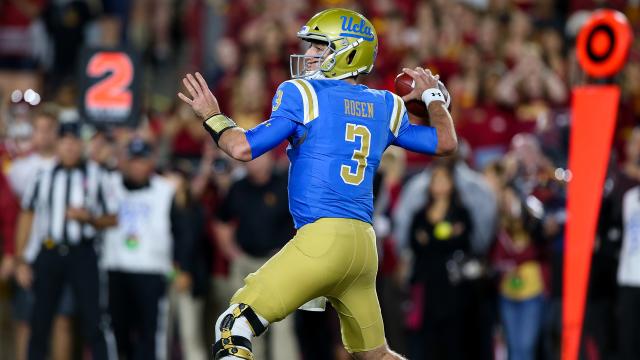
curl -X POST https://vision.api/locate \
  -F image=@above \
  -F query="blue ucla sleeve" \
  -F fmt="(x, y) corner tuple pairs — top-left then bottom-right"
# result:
(245, 80), (314, 159)
(245, 117), (298, 159)
(270, 79), (319, 125)
(386, 92), (438, 155)
(270, 81), (305, 123)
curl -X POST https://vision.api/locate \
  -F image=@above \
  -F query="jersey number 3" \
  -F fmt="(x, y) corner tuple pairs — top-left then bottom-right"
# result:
(341, 123), (371, 186)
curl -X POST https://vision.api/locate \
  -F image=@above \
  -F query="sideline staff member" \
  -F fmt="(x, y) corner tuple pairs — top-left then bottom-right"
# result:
(103, 138), (182, 360)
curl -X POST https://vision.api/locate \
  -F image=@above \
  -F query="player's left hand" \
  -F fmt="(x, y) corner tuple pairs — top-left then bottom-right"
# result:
(15, 261), (33, 289)
(66, 207), (91, 223)
(178, 72), (221, 119)
(174, 271), (193, 293)
(400, 67), (440, 102)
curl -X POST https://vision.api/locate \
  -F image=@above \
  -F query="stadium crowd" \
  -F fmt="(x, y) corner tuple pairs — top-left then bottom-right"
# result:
(1, 0), (640, 359)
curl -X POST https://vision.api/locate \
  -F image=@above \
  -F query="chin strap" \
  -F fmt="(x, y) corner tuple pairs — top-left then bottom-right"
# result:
(304, 71), (328, 80)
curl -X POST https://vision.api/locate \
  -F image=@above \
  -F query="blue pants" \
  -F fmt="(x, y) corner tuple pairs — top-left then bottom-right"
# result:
(499, 295), (544, 360)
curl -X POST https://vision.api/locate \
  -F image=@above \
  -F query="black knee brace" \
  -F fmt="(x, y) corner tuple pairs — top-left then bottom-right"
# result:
(212, 304), (267, 360)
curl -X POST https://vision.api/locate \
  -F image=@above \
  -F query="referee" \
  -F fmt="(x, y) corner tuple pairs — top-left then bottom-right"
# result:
(14, 122), (117, 360)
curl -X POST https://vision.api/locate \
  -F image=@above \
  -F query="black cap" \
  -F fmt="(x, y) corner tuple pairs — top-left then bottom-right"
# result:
(127, 138), (153, 158)
(58, 121), (81, 138)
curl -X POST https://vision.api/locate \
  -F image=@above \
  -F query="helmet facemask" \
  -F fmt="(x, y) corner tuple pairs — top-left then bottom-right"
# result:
(290, 40), (335, 80)
(290, 38), (368, 80)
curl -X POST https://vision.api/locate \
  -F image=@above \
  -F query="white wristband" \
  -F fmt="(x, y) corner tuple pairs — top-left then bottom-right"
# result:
(421, 88), (445, 108)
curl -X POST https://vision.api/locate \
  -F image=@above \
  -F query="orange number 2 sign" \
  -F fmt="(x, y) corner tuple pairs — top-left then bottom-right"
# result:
(85, 52), (134, 114)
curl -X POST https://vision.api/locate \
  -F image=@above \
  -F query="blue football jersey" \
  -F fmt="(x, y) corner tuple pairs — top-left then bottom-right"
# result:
(268, 79), (438, 229)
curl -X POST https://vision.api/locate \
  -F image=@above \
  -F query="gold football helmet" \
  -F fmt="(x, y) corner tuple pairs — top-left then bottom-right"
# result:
(290, 8), (378, 80)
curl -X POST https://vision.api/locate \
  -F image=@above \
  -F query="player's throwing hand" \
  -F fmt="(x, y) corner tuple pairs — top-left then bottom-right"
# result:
(400, 67), (440, 102)
(178, 72), (221, 119)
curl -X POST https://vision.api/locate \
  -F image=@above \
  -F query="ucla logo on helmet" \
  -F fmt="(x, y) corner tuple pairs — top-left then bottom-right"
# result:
(339, 16), (374, 41)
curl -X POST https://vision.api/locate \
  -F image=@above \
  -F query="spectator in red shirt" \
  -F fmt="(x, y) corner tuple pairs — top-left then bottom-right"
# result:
(0, 171), (19, 279)
(496, 45), (567, 136)
(0, 0), (46, 70)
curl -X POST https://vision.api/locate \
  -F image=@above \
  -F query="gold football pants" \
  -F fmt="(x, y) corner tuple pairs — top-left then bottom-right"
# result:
(230, 218), (385, 353)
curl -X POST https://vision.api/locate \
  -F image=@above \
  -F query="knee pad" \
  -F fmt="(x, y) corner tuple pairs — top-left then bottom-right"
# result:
(212, 303), (268, 360)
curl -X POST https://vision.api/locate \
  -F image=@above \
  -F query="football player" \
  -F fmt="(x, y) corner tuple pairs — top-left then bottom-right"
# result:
(178, 8), (457, 360)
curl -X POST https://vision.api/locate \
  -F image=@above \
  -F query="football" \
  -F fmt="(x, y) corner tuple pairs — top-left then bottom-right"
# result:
(394, 72), (450, 119)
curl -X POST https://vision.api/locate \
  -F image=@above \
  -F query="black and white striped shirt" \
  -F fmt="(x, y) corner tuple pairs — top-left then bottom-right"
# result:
(22, 160), (117, 246)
